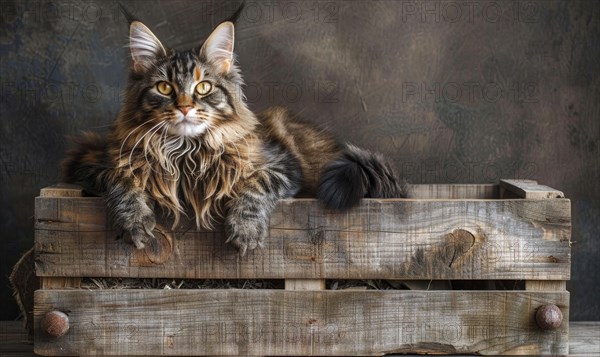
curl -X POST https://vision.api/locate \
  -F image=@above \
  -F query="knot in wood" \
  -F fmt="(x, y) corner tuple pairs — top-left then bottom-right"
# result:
(41, 310), (69, 338)
(536, 304), (563, 330)
(443, 229), (476, 268)
(132, 225), (174, 266)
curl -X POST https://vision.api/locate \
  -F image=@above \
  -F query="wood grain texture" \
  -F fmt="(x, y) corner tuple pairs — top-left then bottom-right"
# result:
(3, 320), (597, 357)
(40, 278), (81, 289)
(408, 183), (499, 199)
(35, 192), (572, 280)
(500, 180), (565, 199)
(39, 184), (84, 198)
(568, 322), (600, 356)
(33, 289), (569, 356)
(526, 280), (567, 291)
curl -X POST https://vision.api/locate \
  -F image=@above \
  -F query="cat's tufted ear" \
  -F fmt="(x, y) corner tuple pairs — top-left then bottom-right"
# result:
(200, 22), (235, 74)
(129, 21), (166, 72)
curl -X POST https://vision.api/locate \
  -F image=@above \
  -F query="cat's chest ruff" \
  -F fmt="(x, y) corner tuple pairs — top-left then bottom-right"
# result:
(152, 149), (242, 190)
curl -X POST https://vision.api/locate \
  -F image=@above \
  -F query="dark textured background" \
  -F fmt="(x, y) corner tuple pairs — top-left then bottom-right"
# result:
(1, 0), (598, 320)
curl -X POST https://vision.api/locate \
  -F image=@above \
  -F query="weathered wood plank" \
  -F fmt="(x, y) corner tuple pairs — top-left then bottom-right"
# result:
(10, 320), (600, 357)
(40, 277), (81, 289)
(526, 280), (567, 291)
(39, 184), (84, 198)
(35, 198), (571, 280)
(33, 290), (569, 356)
(37, 183), (499, 200)
(500, 179), (565, 199)
(568, 322), (600, 356)
(409, 183), (499, 199)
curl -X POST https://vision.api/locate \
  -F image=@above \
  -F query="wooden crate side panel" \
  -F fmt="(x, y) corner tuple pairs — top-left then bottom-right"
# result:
(35, 198), (571, 280)
(409, 183), (499, 199)
(34, 290), (569, 356)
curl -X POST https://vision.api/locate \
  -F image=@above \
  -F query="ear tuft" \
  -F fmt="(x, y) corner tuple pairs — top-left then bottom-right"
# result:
(200, 22), (235, 74)
(129, 21), (166, 71)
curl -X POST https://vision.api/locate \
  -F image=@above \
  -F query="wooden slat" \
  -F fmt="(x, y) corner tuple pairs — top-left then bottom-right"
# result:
(409, 183), (499, 199)
(38, 183), (500, 200)
(40, 278), (81, 289)
(17, 320), (600, 357)
(39, 184), (84, 198)
(11, 320), (600, 357)
(500, 179), (565, 199)
(34, 197), (571, 280)
(285, 279), (325, 290)
(33, 289), (569, 356)
(568, 322), (600, 356)
(526, 280), (567, 291)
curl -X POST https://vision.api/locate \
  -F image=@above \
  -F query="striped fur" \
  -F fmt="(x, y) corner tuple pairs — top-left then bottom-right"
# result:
(62, 20), (406, 254)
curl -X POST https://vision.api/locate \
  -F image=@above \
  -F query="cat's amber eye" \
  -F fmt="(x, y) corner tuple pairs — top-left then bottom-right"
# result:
(195, 81), (212, 96)
(156, 81), (173, 95)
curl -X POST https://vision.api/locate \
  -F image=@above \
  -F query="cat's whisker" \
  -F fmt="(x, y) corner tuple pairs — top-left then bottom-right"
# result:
(118, 118), (158, 164)
(88, 123), (116, 129)
(157, 122), (176, 179)
(128, 120), (169, 179)
(142, 121), (168, 175)
(97, 115), (138, 128)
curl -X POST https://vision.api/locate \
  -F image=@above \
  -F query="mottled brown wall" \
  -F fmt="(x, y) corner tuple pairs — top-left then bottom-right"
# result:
(1, 0), (598, 320)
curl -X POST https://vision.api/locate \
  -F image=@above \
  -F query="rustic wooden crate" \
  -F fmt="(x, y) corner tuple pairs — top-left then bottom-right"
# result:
(33, 179), (571, 356)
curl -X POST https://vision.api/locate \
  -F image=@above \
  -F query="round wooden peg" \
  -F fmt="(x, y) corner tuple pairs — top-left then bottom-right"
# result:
(536, 304), (563, 330)
(41, 310), (70, 338)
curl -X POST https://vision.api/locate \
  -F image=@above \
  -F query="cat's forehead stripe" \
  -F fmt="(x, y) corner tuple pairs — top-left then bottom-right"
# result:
(171, 52), (193, 76)
(186, 53), (196, 73)
(194, 66), (202, 81)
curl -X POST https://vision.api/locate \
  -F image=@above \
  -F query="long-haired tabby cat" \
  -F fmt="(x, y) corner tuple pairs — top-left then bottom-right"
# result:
(62, 8), (407, 255)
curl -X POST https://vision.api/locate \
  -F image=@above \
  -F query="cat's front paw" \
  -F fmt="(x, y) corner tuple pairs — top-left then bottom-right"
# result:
(225, 215), (268, 256)
(120, 208), (157, 250)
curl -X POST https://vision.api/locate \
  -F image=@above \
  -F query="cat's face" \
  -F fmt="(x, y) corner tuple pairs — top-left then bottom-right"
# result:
(126, 21), (240, 138)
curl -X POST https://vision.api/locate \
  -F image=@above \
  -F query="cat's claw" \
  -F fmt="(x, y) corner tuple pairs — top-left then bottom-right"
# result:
(122, 209), (157, 250)
(225, 216), (267, 256)
(128, 228), (155, 250)
(226, 235), (263, 256)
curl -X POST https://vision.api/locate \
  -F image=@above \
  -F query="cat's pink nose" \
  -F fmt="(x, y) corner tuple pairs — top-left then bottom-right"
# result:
(178, 106), (192, 116)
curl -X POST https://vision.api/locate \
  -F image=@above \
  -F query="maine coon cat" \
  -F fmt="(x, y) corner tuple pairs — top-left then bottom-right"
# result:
(62, 15), (407, 255)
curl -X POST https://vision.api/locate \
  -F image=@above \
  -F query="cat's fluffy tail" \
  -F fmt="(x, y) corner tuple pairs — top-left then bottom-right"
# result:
(317, 145), (408, 210)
